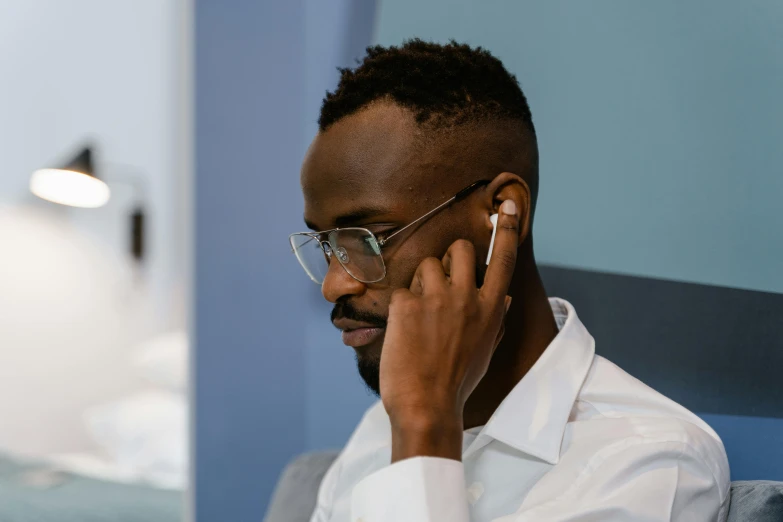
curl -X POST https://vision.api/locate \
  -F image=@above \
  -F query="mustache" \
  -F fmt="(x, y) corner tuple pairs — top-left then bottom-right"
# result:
(331, 300), (387, 329)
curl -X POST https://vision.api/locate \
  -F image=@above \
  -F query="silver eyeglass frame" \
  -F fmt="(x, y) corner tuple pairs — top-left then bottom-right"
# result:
(289, 180), (489, 284)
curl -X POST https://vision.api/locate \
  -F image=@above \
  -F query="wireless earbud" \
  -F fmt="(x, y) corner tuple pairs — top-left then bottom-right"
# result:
(486, 213), (499, 265)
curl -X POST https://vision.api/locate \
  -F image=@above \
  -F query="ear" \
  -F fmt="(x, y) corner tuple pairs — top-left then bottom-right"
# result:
(485, 172), (532, 244)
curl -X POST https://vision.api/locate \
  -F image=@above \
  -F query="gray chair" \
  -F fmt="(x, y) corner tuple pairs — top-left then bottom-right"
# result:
(264, 451), (783, 522)
(264, 452), (339, 522)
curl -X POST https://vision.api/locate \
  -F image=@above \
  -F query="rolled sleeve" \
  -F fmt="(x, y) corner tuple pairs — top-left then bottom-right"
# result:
(351, 457), (470, 522)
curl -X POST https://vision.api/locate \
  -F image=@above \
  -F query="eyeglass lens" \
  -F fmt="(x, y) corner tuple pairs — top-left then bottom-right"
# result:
(291, 229), (385, 284)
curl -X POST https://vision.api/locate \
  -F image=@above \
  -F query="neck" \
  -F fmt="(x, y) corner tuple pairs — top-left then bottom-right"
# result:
(463, 242), (559, 430)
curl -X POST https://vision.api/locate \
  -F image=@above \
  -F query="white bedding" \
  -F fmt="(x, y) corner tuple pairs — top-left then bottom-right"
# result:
(0, 452), (182, 522)
(45, 452), (150, 486)
(51, 330), (191, 491)
(80, 389), (188, 490)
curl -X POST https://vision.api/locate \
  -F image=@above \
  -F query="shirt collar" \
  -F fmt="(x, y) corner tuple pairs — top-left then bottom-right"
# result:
(467, 298), (595, 465)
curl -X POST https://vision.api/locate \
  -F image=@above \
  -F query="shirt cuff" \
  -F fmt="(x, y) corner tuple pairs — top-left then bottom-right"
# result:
(351, 456), (470, 522)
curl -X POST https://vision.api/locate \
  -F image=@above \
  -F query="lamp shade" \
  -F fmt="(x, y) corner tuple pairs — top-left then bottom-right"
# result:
(30, 147), (111, 208)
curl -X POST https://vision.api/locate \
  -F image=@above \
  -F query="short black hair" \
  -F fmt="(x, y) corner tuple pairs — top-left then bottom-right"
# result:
(319, 39), (539, 223)
(319, 39), (536, 138)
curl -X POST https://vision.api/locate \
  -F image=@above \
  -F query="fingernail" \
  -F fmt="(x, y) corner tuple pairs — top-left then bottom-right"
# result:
(501, 199), (517, 216)
(505, 296), (512, 314)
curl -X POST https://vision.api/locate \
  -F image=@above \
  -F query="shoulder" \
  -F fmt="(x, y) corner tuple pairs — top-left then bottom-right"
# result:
(561, 355), (731, 503)
(576, 355), (725, 445)
(521, 358), (732, 519)
(522, 418), (731, 521)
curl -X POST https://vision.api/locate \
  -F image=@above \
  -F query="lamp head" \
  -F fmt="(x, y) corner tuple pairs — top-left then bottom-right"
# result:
(30, 146), (110, 208)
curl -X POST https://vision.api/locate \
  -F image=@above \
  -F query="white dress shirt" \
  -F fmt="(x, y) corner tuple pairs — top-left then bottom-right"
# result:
(310, 298), (731, 522)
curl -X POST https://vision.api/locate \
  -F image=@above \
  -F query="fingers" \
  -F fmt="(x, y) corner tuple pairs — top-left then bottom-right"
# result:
(442, 240), (476, 288)
(389, 287), (415, 310)
(492, 296), (512, 352)
(410, 256), (448, 295)
(480, 200), (519, 303)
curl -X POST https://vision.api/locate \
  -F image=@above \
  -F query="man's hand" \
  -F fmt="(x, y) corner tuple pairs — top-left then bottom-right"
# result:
(380, 199), (520, 463)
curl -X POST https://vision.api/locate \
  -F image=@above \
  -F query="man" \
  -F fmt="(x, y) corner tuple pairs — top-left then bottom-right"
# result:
(290, 40), (730, 522)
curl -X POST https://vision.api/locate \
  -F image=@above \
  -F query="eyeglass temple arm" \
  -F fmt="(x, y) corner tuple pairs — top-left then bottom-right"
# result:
(377, 180), (489, 247)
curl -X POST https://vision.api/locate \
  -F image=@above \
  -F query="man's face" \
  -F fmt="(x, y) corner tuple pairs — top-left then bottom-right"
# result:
(300, 103), (487, 395)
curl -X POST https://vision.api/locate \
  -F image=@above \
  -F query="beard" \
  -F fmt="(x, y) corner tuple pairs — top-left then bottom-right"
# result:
(331, 299), (387, 396)
(356, 350), (381, 397)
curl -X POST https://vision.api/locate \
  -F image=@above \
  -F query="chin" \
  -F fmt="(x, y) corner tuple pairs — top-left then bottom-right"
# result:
(352, 335), (383, 356)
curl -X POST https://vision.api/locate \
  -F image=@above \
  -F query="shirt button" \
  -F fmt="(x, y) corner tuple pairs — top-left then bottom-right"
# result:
(466, 482), (485, 505)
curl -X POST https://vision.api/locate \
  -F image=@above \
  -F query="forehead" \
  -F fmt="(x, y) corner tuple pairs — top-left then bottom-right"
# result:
(300, 103), (448, 229)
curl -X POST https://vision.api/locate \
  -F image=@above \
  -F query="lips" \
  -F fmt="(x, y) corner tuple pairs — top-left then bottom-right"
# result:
(333, 318), (386, 348)
(341, 327), (385, 348)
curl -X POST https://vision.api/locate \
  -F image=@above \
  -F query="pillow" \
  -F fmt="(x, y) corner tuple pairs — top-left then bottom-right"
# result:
(130, 331), (188, 392)
(84, 390), (187, 489)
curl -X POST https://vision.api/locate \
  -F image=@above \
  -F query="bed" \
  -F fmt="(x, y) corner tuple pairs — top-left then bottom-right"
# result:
(0, 453), (182, 522)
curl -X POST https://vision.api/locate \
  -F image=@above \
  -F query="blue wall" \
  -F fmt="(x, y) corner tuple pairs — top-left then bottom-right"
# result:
(195, 2), (307, 521)
(194, 1), (377, 520)
(376, 0), (783, 295)
(302, 0), (380, 452)
(701, 414), (783, 481)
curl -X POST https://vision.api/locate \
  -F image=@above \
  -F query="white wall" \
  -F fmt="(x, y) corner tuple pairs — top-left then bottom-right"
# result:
(0, 0), (190, 456)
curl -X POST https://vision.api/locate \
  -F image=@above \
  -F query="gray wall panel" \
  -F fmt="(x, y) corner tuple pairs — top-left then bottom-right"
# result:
(541, 265), (783, 418)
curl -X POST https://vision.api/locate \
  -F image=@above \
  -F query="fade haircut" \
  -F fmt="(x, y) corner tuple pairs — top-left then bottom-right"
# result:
(319, 39), (539, 214)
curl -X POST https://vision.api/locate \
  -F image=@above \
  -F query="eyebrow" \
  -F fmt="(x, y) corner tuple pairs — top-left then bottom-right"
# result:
(304, 206), (391, 231)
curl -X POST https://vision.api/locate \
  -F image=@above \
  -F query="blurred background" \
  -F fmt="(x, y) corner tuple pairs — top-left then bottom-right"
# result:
(0, 0), (190, 519)
(2, 1), (782, 522)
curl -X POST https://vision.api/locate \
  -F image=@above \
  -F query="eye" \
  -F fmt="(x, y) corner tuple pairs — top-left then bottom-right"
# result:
(372, 228), (397, 243)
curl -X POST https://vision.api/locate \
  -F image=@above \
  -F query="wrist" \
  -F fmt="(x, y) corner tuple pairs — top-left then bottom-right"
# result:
(390, 409), (463, 463)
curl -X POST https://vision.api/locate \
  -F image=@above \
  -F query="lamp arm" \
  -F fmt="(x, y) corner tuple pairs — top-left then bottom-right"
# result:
(99, 163), (148, 263)
(99, 163), (149, 205)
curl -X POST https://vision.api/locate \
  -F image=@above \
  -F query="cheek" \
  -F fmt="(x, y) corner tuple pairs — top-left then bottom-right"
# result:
(382, 247), (425, 290)
(382, 234), (455, 288)
(382, 223), (485, 289)
(384, 259), (420, 290)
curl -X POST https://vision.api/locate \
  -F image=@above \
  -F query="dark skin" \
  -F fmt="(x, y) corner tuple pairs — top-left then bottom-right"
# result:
(301, 102), (559, 463)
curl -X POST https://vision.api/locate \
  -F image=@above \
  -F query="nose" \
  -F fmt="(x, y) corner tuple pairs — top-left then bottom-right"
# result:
(321, 256), (367, 303)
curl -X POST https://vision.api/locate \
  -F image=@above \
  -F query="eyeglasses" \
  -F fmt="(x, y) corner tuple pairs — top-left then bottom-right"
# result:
(289, 180), (489, 284)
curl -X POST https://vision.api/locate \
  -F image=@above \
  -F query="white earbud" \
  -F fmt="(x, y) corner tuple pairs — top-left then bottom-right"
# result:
(486, 214), (499, 265)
